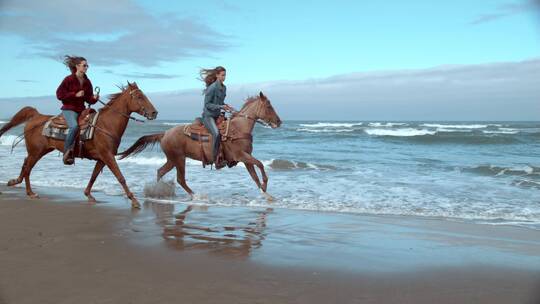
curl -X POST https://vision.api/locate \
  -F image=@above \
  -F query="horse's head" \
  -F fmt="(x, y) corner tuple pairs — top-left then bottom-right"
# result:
(252, 92), (282, 128)
(125, 81), (158, 120)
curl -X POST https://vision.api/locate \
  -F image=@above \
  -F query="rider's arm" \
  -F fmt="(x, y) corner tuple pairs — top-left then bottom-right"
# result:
(56, 77), (77, 102)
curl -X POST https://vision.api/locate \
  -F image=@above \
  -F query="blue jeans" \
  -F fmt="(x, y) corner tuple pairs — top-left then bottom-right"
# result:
(202, 115), (220, 162)
(62, 110), (79, 152)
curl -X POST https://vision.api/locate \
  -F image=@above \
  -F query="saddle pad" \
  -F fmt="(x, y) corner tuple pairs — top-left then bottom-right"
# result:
(183, 117), (229, 142)
(42, 111), (100, 141)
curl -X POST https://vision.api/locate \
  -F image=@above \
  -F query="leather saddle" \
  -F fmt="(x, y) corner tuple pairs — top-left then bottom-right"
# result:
(183, 116), (228, 142)
(42, 108), (99, 142)
(49, 108), (97, 130)
(183, 116), (241, 169)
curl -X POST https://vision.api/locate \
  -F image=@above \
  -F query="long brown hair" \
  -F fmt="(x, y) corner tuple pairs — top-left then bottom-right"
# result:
(63, 55), (87, 73)
(199, 66), (226, 87)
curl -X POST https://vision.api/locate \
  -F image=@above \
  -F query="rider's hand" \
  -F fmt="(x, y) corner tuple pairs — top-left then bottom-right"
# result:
(75, 90), (85, 97)
(94, 94), (99, 101)
(223, 104), (232, 112)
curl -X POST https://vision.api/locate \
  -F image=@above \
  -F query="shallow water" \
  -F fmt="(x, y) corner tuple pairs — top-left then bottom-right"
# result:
(1, 119), (539, 229)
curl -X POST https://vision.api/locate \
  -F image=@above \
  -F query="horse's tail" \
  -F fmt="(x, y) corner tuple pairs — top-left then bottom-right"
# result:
(0, 106), (40, 138)
(117, 133), (164, 159)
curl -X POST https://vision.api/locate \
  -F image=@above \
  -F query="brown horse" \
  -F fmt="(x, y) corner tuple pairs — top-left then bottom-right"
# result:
(118, 92), (281, 200)
(0, 82), (158, 208)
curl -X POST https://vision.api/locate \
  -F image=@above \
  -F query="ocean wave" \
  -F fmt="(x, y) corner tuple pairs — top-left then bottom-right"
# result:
(0, 120), (7, 124)
(265, 159), (338, 171)
(482, 130), (519, 134)
(162, 122), (184, 126)
(298, 122), (363, 128)
(365, 128), (436, 137)
(436, 128), (472, 133)
(512, 179), (540, 189)
(385, 133), (521, 144)
(420, 123), (498, 129)
(463, 165), (540, 178)
(367, 122), (407, 127)
(296, 128), (355, 133)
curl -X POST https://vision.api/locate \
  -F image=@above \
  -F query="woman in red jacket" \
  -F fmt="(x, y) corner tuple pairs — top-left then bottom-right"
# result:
(56, 55), (99, 165)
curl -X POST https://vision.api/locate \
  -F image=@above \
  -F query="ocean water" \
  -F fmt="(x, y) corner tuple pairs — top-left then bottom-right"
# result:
(1, 119), (539, 229)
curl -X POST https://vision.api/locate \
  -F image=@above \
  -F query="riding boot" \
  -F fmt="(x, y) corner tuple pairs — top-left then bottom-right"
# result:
(63, 148), (75, 165)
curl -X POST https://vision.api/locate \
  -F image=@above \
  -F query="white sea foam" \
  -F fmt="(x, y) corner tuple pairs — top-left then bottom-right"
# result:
(367, 122), (407, 127)
(421, 123), (493, 129)
(365, 128), (436, 137)
(483, 130), (519, 134)
(0, 135), (22, 146)
(298, 122), (363, 128)
(162, 122), (184, 126)
(296, 128), (355, 133)
(436, 128), (472, 133)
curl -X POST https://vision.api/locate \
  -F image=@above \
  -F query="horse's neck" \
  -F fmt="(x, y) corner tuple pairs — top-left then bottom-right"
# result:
(232, 103), (258, 133)
(98, 96), (130, 139)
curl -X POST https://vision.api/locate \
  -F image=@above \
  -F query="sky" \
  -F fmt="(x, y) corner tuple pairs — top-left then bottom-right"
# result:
(0, 0), (539, 120)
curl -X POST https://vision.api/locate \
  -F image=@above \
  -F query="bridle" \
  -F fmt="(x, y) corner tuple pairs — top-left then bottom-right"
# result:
(232, 98), (271, 126)
(95, 87), (147, 123)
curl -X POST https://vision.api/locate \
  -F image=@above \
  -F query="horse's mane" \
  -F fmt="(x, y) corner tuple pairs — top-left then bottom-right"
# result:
(103, 85), (127, 107)
(240, 96), (260, 111)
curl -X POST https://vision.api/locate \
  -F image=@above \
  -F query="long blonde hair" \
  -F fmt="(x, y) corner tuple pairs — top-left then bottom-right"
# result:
(199, 66), (226, 87)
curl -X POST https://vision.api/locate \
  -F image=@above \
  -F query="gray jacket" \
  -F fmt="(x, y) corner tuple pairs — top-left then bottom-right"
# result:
(202, 81), (226, 118)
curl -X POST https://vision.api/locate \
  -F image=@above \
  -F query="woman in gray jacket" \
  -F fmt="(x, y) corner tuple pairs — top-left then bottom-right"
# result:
(200, 66), (232, 166)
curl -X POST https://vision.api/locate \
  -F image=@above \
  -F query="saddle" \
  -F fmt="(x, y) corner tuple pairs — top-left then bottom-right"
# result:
(183, 116), (228, 142)
(183, 116), (249, 169)
(42, 108), (99, 142)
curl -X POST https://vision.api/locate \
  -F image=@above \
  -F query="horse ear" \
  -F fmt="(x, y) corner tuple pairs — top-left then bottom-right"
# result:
(259, 91), (265, 99)
(127, 80), (131, 87)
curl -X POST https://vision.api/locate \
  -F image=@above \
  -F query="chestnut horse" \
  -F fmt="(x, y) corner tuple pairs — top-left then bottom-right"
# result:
(118, 92), (281, 200)
(0, 82), (157, 208)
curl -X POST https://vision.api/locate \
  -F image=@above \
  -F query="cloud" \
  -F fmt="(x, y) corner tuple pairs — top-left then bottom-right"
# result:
(2, 58), (539, 121)
(0, 0), (231, 66)
(103, 70), (181, 80)
(16, 80), (38, 83)
(469, 0), (539, 25)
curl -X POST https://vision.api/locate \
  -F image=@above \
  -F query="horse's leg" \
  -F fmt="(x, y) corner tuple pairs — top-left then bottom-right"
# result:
(175, 157), (194, 198)
(7, 157), (28, 186)
(84, 161), (105, 203)
(244, 163), (262, 189)
(22, 149), (52, 199)
(157, 160), (174, 181)
(241, 153), (273, 201)
(102, 155), (140, 209)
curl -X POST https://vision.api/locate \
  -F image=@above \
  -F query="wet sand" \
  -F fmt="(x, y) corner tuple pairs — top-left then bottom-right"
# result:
(0, 185), (539, 304)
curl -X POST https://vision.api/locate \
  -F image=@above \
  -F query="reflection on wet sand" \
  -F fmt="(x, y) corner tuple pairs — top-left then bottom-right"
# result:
(144, 201), (272, 258)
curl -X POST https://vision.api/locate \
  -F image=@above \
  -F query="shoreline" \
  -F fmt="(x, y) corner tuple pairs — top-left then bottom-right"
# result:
(1, 185), (540, 303)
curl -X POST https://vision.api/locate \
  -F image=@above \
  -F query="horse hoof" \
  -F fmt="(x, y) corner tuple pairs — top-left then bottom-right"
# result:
(262, 191), (274, 202)
(87, 196), (97, 203)
(131, 200), (141, 209)
(29, 193), (40, 199)
(7, 179), (19, 186)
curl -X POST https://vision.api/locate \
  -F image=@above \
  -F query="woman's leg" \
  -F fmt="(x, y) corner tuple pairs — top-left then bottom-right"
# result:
(62, 110), (79, 163)
(202, 116), (220, 163)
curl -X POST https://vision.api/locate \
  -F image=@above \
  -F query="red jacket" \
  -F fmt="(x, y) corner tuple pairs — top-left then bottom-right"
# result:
(56, 73), (97, 113)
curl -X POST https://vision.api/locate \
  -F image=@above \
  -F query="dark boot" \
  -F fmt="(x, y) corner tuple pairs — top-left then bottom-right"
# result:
(63, 148), (75, 165)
